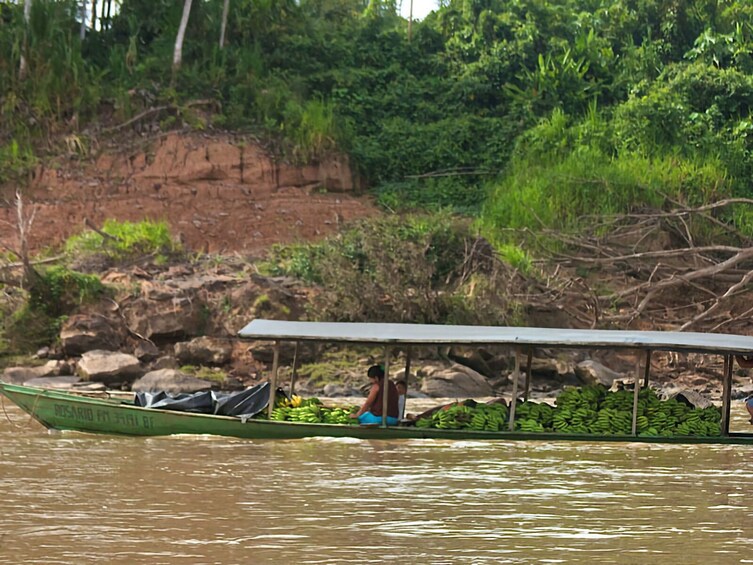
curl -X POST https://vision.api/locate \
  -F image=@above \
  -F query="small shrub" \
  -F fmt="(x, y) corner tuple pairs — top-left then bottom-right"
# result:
(29, 266), (106, 318)
(497, 244), (532, 274)
(65, 219), (180, 263)
(3, 306), (63, 353)
(180, 365), (227, 384)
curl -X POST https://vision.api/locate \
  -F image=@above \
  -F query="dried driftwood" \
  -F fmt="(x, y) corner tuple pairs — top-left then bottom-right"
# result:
(501, 198), (753, 333)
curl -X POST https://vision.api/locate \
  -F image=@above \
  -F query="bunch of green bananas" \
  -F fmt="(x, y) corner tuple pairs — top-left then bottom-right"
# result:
(269, 402), (358, 425)
(414, 402), (509, 431)
(270, 407), (290, 421)
(410, 389), (723, 437)
(285, 405), (323, 423)
(321, 407), (357, 425)
(516, 418), (544, 432)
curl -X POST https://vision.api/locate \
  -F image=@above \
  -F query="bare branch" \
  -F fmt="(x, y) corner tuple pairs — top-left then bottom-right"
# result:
(680, 268), (753, 331)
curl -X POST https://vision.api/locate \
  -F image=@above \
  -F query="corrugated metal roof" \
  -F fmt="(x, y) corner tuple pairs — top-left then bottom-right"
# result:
(238, 319), (753, 355)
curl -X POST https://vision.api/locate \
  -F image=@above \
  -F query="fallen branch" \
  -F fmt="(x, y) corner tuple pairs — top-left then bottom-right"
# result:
(680, 268), (753, 331)
(84, 217), (120, 243)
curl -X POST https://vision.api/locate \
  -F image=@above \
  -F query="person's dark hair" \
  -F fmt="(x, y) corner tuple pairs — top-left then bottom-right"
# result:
(367, 364), (385, 379)
(395, 380), (407, 388)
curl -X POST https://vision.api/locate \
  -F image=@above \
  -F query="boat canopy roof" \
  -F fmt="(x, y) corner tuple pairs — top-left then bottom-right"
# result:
(238, 319), (753, 355)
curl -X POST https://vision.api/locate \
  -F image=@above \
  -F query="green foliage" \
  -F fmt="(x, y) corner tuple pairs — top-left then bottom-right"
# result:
(3, 305), (61, 353)
(266, 213), (519, 325)
(180, 365), (228, 384)
(481, 146), (732, 243)
(64, 219), (179, 262)
(296, 348), (373, 386)
(29, 266), (106, 317)
(285, 97), (339, 161)
(6, 0), (753, 241)
(497, 244), (532, 274)
(1, 265), (105, 353)
(0, 138), (37, 184)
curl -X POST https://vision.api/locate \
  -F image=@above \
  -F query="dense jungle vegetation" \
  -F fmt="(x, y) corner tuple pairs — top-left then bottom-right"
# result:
(4, 0), (753, 221)
(4, 0), (753, 343)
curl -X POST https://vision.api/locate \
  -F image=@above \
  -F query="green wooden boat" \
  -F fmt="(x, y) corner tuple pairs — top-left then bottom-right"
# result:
(2, 382), (753, 444)
(3, 320), (753, 445)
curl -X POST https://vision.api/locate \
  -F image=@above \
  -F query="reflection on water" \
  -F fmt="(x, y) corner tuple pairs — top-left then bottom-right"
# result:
(1, 402), (753, 564)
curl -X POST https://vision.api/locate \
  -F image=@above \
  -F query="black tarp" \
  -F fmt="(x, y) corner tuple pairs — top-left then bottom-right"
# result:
(134, 382), (279, 418)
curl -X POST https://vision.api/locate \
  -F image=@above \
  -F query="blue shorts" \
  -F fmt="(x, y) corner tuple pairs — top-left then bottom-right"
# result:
(358, 411), (399, 426)
(746, 397), (753, 409)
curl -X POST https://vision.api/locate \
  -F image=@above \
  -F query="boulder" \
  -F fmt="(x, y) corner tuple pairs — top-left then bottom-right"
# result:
(529, 357), (577, 378)
(323, 383), (346, 397)
(77, 350), (144, 386)
(131, 369), (214, 394)
(2, 367), (45, 385)
(663, 388), (714, 409)
(576, 360), (624, 387)
(122, 294), (206, 339)
(447, 348), (497, 377)
(60, 314), (123, 356)
(151, 356), (179, 370)
(23, 376), (82, 389)
(420, 364), (494, 398)
(134, 341), (160, 362)
(174, 337), (233, 365)
(1, 361), (70, 385)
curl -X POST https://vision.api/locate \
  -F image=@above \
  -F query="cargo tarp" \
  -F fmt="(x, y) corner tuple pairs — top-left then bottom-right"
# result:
(134, 382), (276, 418)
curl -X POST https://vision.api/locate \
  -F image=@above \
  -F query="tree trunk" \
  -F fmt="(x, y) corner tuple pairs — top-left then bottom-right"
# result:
(408, 0), (413, 41)
(79, 0), (86, 40)
(19, 0), (32, 79)
(104, 0), (111, 30)
(91, 0), (97, 31)
(173, 0), (194, 72)
(219, 0), (230, 49)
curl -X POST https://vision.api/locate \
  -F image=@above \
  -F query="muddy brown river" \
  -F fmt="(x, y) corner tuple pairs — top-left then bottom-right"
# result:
(1, 400), (753, 564)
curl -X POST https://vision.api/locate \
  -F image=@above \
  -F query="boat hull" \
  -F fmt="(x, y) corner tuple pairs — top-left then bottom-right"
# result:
(3, 383), (753, 444)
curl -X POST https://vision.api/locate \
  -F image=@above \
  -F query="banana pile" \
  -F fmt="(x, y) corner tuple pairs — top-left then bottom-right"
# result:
(415, 402), (509, 430)
(268, 396), (358, 425)
(413, 385), (722, 437)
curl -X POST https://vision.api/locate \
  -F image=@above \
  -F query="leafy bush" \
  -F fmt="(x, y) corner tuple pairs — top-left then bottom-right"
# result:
(28, 266), (106, 318)
(3, 306), (61, 353)
(265, 213), (520, 325)
(64, 219), (180, 263)
(1, 266), (106, 353)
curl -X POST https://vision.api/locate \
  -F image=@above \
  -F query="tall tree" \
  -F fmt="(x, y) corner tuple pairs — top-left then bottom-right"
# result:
(19, 0), (32, 78)
(219, 0), (230, 49)
(173, 0), (193, 72)
(104, 0), (112, 30)
(79, 0), (86, 40)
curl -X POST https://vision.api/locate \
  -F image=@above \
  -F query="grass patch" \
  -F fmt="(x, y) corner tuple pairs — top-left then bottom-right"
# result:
(180, 365), (228, 384)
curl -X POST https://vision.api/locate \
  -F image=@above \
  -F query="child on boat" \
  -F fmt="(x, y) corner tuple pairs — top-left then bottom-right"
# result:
(736, 356), (753, 424)
(395, 380), (407, 420)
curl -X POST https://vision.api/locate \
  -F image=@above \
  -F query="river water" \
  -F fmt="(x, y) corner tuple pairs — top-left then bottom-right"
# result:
(1, 400), (753, 564)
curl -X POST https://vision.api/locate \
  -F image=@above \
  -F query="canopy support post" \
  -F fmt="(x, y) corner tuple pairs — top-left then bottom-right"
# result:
(402, 347), (412, 420)
(268, 340), (280, 418)
(508, 350), (520, 432)
(382, 348), (391, 428)
(643, 349), (651, 388)
(523, 349), (533, 402)
(722, 354), (733, 436)
(290, 341), (300, 397)
(631, 351), (642, 436)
